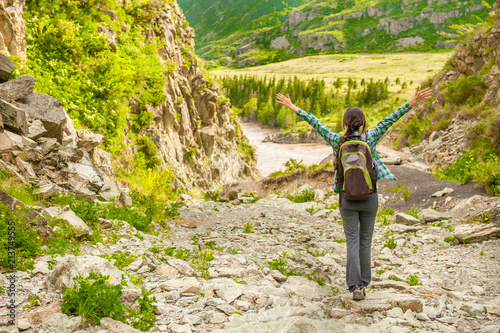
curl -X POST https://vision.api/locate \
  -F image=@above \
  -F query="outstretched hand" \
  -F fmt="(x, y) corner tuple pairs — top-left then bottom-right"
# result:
(408, 86), (433, 107)
(276, 93), (299, 113)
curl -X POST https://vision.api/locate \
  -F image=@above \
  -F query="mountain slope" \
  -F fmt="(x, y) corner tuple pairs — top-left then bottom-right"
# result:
(380, 1), (500, 196)
(178, 0), (496, 67)
(177, 0), (311, 62)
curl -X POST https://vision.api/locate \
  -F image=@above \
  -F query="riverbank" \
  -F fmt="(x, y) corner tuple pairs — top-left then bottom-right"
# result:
(240, 122), (332, 177)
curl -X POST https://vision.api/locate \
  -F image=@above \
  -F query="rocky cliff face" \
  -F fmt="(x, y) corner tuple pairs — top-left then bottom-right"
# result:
(232, 0), (492, 67)
(144, 2), (257, 191)
(0, 1), (257, 199)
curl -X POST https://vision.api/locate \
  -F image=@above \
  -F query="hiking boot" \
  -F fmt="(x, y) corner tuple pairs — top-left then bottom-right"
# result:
(353, 287), (365, 301)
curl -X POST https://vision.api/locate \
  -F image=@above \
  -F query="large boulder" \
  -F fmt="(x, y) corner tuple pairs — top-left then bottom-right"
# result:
(77, 130), (103, 152)
(44, 206), (90, 236)
(0, 98), (27, 133)
(18, 92), (75, 143)
(0, 74), (35, 101)
(395, 213), (420, 225)
(453, 224), (500, 243)
(46, 255), (131, 292)
(0, 54), (14, 82)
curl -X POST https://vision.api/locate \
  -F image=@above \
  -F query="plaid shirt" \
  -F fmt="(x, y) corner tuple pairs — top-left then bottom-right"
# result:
(296, 102), (412, 193)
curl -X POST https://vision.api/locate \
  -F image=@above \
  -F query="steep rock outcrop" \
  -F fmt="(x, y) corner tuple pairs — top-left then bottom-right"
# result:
(141, 2), (257, 190)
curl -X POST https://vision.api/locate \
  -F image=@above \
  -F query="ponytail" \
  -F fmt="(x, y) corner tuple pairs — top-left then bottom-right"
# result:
(335, 107), (366, 171)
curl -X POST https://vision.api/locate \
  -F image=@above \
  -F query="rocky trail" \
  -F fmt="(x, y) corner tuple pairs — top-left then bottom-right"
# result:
(6, 171), (500, 333)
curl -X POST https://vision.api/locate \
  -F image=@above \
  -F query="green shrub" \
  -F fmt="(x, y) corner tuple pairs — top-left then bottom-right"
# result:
(285, 189), (315, 203)
(384, 237), (397, 250)
(238, 138), (256, 162)
(61, 272), (157, 330)
(62, 273), (128, 324)
(444, 236), (457, 243)
(243, 222), (254, 233)
(406, 274), (423, 286)
(46, 219), (82, 256)
(401, 115), (431, 146)
(267, 256), (325, 286)
(435, 137), (500, 196)
(445, 75), (487, 106)
(0, 205), (43, 271)
(283, 158), (306, 173)
(378, 207), (395, 216)
(48, 193), (153, 232)
(23, 0), (170, 190)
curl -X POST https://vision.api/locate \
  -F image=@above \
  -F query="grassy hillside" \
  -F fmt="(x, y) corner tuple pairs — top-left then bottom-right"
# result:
(178, 0), (495, 67)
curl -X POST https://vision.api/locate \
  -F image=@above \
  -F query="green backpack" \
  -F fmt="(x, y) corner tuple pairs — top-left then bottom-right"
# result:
(337, 133), (378, 200)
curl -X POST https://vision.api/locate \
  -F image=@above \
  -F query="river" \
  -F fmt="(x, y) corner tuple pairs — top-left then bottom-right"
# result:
(240, 122), (333, 177)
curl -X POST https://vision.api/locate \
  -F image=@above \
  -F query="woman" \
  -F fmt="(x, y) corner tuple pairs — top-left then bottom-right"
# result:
(276, 87), (432, 300)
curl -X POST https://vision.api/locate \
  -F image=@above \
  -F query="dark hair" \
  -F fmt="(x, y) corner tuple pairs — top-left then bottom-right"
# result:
(335, 107), (367, 170)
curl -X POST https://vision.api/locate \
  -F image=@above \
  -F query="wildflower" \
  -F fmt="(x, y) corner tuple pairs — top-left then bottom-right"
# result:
(59, 194), (63, 198)
(114, 205), (118, 208)
(107, 276), (113, 282)
(109, 254), (112, 258)
(484, 218), (488, 221)
(36, 236), (40, 240)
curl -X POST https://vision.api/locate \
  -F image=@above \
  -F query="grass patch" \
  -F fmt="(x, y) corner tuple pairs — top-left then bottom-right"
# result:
(284, 188), (316, 203)
(384, 238), (397, 250)
(385, 184), (413, 201)
(406, 206), (421, 219)
(0, 169), (42, 206)
(406, 274), (423, 286)
(243, 222), (254, 234)
(62, 272), (157, 331)
(267, 254), (326, 286)
(0, 205), (43, 271)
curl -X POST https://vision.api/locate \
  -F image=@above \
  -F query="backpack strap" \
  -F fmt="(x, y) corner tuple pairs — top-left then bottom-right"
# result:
(348, 132), (367, 142)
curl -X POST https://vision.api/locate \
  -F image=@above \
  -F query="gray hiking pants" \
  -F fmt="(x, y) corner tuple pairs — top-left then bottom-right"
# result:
(339, 193), (378, 292)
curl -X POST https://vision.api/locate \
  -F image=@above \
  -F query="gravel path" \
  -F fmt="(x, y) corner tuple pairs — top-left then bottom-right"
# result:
(12, 189), (500, 333)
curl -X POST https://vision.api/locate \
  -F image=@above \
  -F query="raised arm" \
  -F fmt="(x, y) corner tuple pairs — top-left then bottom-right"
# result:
(276, 93), (341, 147)
(370, 87), (433, 142)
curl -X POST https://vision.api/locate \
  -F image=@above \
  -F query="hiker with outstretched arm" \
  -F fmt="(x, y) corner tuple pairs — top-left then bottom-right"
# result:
(276, 87), (433, 300)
